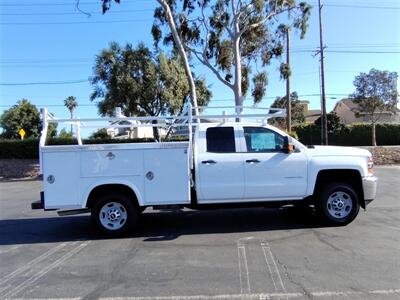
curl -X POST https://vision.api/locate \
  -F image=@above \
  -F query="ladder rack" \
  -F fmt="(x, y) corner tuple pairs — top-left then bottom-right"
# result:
(39, 104), (286, 173)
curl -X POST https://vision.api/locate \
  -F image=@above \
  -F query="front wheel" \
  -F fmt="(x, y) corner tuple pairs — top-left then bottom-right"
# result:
(315, 183), (360, 226)
(91, 192), (138, 236)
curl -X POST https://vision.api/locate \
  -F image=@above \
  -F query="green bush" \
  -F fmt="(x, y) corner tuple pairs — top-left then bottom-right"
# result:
(0, 139), (39, 159)
(1, 124), (397, 159)
(0, 136), (189, 159)
(287, 131), (299, 140)
(294, 123), (400, 146)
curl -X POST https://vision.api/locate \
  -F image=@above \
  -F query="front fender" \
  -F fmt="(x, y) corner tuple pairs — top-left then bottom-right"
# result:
(306, 156), (367, 197)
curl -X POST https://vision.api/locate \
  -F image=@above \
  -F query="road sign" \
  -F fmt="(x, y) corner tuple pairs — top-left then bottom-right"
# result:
(18, 128), (26, 140)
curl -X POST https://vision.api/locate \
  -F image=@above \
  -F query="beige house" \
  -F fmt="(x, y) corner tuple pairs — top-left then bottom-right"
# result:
(333, 98), (400, 125)
(105, 107), (167, 139)
(299, 100), (321, 124)
(106, 120), (167, 139)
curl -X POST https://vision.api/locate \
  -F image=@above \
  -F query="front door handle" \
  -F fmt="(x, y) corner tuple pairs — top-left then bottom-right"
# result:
(246, 159), (261, 163)
(202, 160), (217, 164)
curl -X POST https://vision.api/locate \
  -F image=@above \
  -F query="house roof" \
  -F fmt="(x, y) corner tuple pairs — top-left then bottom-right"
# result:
(306, 109), (321, 116)
(334, 98), (400, 113)
(340, 98), (359, 110)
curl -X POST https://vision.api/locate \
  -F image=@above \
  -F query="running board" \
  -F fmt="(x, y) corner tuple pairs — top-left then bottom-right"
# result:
(57, 208), (90, 216)
(152, 205), (183, 210)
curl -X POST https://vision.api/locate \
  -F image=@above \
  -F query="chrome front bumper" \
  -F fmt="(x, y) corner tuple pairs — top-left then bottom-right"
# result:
(362, 176), (378, 203)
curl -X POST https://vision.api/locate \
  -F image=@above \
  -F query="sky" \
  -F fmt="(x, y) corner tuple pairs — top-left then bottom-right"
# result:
(0, 0), (399, 136)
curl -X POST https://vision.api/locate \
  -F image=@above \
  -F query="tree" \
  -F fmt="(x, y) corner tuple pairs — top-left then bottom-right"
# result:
(350, 69), (398, 146)
(0, 99), (57, 139)
(269, 92), (305, 129)
(314, 112), (345, 133)
(101, 0), (201, 116)
(89, 128), (109, 140)
(58, 128), (74, 139)
(152, 0), (311, 109)
(64, 96), (78, 134)
(90, 42), (211, 140)
(47, 118), (58, 139)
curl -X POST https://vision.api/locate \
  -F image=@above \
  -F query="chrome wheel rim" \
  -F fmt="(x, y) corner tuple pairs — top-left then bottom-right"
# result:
(99, 202), (127, 230)
(326, 191), (353, 219)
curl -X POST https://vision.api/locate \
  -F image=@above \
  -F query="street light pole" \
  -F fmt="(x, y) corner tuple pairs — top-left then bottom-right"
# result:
(318, 0), (328, 145)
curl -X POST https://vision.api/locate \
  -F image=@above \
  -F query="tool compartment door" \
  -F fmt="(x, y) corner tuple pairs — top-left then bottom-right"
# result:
(143, 147), (190, 204)
(42, 149), (80, 209)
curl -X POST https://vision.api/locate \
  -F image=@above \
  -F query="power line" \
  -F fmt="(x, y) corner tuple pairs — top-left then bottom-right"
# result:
(0, 1), (96, 6)
(292, 50), (400, 54)
(0, 58), (92, 63)
(0, 1), (145, 7)
(0, 79), (88, 86)
(0, 8), (153, 16)
(210, 93), (348, 102)
(1, 44), (398, 64)
(2, 15), (399, 26)
(0, 64), (92, 68)
(0, 103), (97, 107)
(0, 1), (398, 9)
(1, 51), (396, 65)
(0, 94), (347, 108)
(327, 50), (400, 54)
(295, 44), (400, 50)
(0, 19), (150, 25)
(324, 4), (400, 9)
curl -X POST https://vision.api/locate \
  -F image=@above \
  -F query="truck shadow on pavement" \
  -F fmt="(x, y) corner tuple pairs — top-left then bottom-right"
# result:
(0, 207), (324, 245)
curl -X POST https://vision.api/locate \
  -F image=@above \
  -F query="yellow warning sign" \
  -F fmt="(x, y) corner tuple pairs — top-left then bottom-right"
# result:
(18, 128), (26, 139)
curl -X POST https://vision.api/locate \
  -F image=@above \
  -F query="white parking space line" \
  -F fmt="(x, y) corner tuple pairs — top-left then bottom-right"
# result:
(237, 237), (288, 299)
(0, 243), (68, 287)
(0, 241), (90, 299)
(8, 288), (400, 300)
(0, 245), (22, 255)
(261, 242), (278, 292)
(237, 240), (251, 294)
(261, 242), (288, 300)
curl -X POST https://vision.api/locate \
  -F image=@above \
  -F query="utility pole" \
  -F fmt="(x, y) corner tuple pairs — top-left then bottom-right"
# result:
(286, 25), (291, 133)
(318, 0), (328, 145)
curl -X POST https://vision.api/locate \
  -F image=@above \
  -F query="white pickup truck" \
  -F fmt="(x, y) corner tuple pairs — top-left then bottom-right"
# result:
(32, 106), (378, 236)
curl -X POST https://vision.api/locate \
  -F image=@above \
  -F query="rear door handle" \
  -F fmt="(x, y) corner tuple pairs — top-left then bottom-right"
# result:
(246, 159), (261, 163)
(202, 160), (217, 164)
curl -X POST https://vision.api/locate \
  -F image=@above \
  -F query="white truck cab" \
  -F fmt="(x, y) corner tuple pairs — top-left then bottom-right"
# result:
(32, 106), (378, 236)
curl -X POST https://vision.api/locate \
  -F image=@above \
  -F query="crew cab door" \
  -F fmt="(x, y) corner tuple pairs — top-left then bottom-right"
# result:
(241, 126), (307, 200)
(196, 126), (245, 203)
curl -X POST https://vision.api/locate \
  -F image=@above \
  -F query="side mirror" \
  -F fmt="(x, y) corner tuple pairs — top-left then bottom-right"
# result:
(282, 136), (295, 154)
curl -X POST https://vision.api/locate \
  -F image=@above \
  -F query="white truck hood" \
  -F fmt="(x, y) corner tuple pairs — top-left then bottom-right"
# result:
(306, 146), (371, 158)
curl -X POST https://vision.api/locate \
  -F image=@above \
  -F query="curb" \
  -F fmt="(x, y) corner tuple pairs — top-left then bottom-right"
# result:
(0, 176), (41, 183)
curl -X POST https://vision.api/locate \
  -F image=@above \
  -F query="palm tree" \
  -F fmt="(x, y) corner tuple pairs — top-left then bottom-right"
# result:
(64, 96), (78, 133)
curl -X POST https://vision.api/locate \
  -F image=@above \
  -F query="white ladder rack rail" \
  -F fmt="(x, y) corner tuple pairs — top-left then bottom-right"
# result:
(39, 105), (286, 173)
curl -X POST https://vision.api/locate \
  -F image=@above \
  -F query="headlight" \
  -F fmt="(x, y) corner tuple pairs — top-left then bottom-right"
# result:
(368, 157), (374, 174)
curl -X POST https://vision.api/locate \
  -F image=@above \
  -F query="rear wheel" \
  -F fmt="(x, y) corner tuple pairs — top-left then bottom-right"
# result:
(315, 182), (360, 225)
(91, 192), (138, 236)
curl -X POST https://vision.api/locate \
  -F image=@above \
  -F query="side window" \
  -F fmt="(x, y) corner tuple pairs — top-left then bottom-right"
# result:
(244, 127), (285, 152)
(206, 127), (236, 153)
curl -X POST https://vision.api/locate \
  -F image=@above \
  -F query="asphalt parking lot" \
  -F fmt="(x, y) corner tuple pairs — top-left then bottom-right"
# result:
(0, 166), (399, 300)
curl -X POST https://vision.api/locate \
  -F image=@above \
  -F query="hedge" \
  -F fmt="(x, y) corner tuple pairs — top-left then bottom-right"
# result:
(0, 139), (39, 159)
(295, 123), (400, 146)
(0, 136), (188, 159)
(0, 124), (398, 159)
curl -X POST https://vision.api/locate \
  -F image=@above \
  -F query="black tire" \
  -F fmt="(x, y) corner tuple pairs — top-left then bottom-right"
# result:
(91, 192), (138, 236)
(315, 182), (360, 226)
